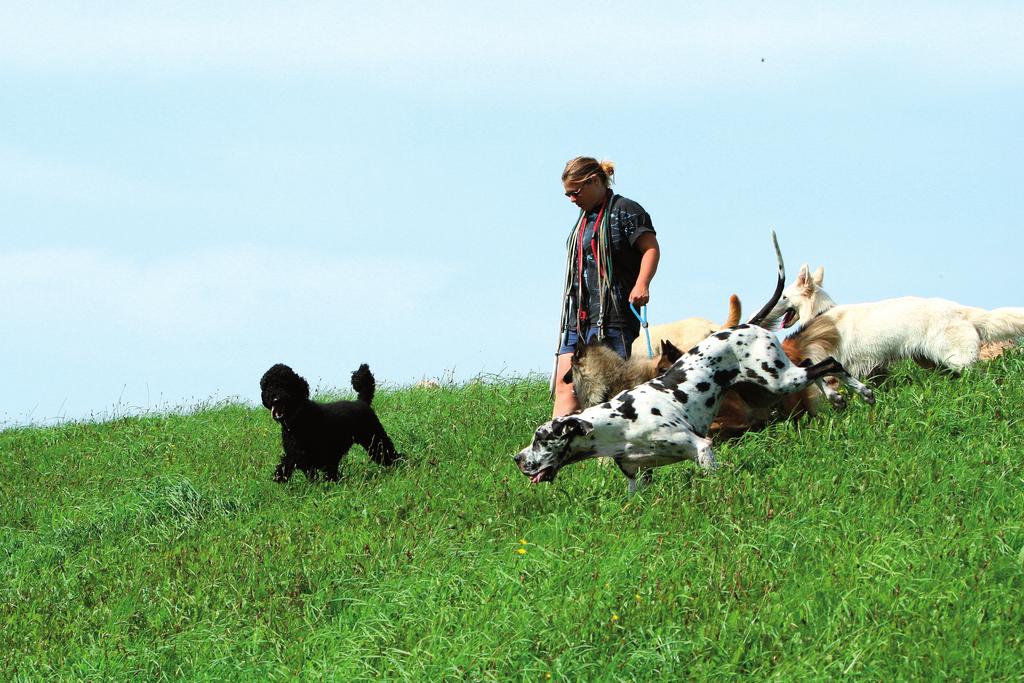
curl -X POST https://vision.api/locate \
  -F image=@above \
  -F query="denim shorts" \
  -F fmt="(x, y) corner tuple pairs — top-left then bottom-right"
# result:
(558, 327), (638, 359)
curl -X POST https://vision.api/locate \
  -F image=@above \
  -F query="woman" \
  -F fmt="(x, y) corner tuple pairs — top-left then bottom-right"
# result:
(552, 157), (661, 417)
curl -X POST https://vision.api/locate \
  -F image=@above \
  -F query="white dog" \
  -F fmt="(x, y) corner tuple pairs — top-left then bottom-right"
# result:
(767, 264), (1024, 377)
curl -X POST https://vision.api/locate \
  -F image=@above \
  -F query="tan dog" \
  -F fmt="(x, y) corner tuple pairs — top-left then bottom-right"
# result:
(980, 339), (1017, 360)
(568, 338), (684, 409)
(630, 294), (742, 359)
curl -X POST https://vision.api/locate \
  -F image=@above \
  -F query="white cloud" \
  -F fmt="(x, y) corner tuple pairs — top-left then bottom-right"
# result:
(2, 246), (447, 340)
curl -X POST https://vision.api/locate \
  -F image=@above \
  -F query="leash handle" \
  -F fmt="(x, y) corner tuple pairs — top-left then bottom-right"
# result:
(629, 303), (654, 359)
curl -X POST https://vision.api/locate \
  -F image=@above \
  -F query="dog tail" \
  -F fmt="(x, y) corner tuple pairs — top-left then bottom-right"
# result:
(722, 294), (742, 327)
(351, 363), (376, 404)
(746, 230), (785, 327)
(967, 307), (1024, 343)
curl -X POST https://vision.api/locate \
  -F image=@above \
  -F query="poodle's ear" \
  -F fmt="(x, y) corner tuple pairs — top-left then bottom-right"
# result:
(283, 368), (310, 399)
(296, 375), (310, 399)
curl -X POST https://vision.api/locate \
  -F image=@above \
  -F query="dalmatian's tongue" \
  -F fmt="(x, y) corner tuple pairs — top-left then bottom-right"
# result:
(530, 469), (550, 484)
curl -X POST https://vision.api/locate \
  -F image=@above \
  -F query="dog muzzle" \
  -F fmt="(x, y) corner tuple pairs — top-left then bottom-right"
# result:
(514, 451), (557, 484)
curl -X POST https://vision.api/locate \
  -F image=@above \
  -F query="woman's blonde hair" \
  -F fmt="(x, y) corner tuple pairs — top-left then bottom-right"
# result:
(562, 156), (615, 187)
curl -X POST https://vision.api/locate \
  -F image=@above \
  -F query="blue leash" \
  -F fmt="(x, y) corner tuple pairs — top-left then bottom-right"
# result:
(630, 303), (654, 359)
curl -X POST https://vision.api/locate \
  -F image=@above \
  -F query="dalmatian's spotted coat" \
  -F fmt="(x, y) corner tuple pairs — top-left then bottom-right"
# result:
(515, 232), (876, 494)
(516, 324), (875, 493)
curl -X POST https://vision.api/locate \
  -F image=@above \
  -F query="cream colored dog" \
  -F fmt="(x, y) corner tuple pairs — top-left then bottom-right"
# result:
(767, 265), (1024, 377)
(630, 294), (741, 359)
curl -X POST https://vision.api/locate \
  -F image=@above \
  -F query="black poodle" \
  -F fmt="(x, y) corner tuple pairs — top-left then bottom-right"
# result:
(260, 363), (401, 482)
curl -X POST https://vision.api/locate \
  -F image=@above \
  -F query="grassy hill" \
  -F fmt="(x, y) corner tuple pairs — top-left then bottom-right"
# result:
(2, 356), (1023, 680)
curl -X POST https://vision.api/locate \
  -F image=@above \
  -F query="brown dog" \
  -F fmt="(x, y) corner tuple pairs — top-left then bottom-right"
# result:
(567, 338), (684, 409)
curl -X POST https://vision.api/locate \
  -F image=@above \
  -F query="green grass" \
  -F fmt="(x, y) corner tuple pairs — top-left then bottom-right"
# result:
(2, 356), (1024, 680)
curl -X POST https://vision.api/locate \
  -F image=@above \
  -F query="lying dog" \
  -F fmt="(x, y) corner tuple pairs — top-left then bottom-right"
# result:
(260, 363), (400, 482)
(629, 294), (741, 359)
(766, 264), (1024, 377)
(515, 232), (875, 494)
(569, 338), (684, 409)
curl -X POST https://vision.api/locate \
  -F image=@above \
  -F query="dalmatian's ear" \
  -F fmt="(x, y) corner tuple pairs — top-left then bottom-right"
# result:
(551, 416), (594, 439)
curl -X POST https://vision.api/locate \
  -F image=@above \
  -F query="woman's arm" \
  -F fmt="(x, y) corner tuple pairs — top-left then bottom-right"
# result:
(629, 232), (660, 306)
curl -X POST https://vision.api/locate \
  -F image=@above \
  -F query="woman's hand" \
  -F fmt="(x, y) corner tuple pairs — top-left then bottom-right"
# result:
(629, 283), (650, 306)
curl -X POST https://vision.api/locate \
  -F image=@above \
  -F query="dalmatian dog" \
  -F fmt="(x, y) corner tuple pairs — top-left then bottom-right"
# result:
(515, 232), (876, 494)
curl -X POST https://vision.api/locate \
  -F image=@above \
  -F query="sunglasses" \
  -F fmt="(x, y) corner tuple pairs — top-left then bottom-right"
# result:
(564, 176), (594, 198)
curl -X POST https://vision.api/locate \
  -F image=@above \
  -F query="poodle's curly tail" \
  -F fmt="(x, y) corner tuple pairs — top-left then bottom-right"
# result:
(351, 363), (376, 404)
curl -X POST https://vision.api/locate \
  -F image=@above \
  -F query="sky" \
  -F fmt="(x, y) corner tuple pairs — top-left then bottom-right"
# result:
(2, 1), (1022, 426)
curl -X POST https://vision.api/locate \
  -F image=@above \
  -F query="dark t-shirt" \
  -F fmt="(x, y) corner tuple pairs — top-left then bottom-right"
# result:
(565, 193), (655, 335)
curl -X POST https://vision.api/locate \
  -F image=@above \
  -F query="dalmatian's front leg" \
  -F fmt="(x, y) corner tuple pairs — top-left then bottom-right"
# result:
(617, 461), (655, 494)
(617, 461), (642, 495)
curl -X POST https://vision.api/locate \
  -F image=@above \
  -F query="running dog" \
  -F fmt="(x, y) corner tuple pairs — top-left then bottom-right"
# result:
(515, 232), (875, 494)
(572, 334), (817, 439)
(260, 363), (401, 482)
(765, 264), (1024, 378)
